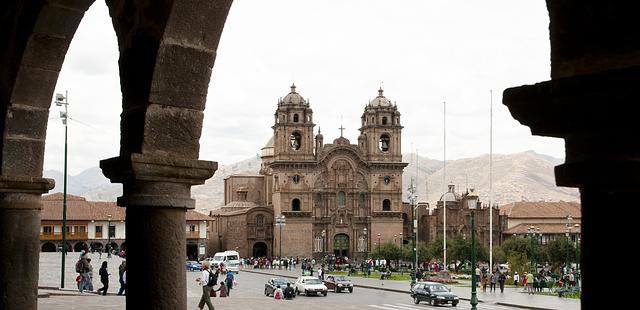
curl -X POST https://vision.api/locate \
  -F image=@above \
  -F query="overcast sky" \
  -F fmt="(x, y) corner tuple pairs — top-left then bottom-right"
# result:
(45, 0), (563, 176)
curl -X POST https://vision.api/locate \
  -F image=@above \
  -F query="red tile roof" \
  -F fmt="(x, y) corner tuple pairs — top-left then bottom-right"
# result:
(499, 201), (580, 219)
(42, 193), (212, 222)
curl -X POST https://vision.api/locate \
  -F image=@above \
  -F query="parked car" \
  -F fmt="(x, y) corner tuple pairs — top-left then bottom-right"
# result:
(186, 261), (202, 271)
(410, 281), (459, 306)
(294, 276), (328, 296)
(264, 277), (292, 297)
(323, 275), (353, 293)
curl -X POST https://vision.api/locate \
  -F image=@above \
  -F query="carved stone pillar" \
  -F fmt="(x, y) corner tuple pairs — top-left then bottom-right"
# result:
(0, 177), (54, 310)
(101, 154), (216, 309)
(504, 2), (640, 305)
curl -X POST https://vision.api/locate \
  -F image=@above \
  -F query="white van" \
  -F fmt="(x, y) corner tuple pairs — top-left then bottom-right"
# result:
(211, 250), (240, 273)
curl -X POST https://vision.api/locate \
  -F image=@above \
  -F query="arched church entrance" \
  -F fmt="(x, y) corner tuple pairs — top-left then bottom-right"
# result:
(333, 234), (349, 257)
(253, 242), (268, 257)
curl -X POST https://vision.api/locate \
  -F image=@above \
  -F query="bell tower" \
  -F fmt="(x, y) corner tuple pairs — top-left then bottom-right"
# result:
(272, 84), (316, 161)
(359, 88), (403, 162)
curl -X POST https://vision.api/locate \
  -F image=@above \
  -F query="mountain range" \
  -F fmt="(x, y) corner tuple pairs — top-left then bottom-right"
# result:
(43, 151), (579, 211)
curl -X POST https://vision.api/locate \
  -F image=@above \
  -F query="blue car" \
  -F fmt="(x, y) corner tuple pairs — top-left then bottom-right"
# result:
(186, 261), (202, 271)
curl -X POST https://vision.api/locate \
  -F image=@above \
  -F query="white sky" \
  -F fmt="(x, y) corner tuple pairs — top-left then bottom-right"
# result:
(45, 0), (564, 176)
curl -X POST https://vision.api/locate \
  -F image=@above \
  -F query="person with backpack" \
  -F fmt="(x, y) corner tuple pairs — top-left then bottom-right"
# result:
(225, 271), (234, 296)
(196, 261), (217, 310)
(76, 253), (92, 293)
(273, 285), (284, 300)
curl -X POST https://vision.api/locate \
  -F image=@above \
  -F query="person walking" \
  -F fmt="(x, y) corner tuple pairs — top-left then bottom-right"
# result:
(481, 273), (488, 293)
(513, 272), (519, 288)
(490, 271), (497, 292)
(117, 260), (126, 295)
(96, 261), (110, 295)
(196, 261), (216, 310)
(498, 272), (506, 293)
(225, 271), (234, 296)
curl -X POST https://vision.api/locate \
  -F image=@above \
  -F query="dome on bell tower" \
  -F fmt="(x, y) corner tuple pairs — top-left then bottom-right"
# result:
(280, 84), (307, 105)
(369, 87), (392, 107)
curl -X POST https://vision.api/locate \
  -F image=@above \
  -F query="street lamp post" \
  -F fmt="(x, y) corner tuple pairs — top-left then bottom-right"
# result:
(54, 92), (69, 288)
(407, 178), (418, 286)
(377, 233), (381, 255)
(467, 189), (479, 310)
(107, 214), (112, 258)
(565, 215), (573, 276)
(321, 229), (326, 261)
(276, 214), (286, 260)
(527, 225), (536, 273)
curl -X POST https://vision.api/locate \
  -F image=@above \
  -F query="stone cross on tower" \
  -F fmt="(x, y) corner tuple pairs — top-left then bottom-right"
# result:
(339, 115), (345, 137)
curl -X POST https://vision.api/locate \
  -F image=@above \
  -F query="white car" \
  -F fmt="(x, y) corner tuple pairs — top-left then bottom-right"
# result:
(294, 276), (328, 296)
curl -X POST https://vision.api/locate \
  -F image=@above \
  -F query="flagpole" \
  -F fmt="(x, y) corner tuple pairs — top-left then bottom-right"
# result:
(489, 90), (494, 274)
(443, 101), (447, 271)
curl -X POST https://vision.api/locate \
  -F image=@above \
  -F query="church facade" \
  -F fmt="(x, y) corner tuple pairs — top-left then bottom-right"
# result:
(209, 85), (407, 260)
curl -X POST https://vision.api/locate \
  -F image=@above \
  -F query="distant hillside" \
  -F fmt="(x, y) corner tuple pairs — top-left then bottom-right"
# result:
(43, 151), (578, 211)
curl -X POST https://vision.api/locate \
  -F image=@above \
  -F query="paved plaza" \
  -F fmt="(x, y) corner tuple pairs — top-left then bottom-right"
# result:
(38, 253), (580, 309)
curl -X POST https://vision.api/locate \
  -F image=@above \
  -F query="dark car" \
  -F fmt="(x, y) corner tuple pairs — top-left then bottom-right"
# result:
(264, 277), (293, 297)
(186, 261), (202, 271)
(323, 275), (353, 293)
(410, 281), (459, 306)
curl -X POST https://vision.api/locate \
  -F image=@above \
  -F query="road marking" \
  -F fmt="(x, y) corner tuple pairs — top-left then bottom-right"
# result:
(368, 303), (520, 310)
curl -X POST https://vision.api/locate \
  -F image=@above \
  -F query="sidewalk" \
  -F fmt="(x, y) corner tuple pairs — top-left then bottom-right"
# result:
(240, 266), (580, 310)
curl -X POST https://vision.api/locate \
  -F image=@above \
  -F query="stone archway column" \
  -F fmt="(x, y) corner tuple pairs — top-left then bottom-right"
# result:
(101, 154), (215, 309)
(504, 2), (640, 305)
(0, 177), (54, 310)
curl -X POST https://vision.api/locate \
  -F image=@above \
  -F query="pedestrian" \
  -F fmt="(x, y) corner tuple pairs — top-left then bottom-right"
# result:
(215, 281), (228, 297)
(96, 261), (110, 295)
(522, 271), (528, 291)
(481, 273), (488, 292)
(117, 260), (126, 295)
(318, 266), (323, 280)
(196, 261), (216, 310)
(225, 271), (234, 296)
(498, 272), (506, 293)
(273, 285), (284, 300)
(77, 254), (93, 293)
(490, 271), (497, 292)
(526, 272), (534, 295)
(513, 272), (519, 287)
(283, 283), (294, 300)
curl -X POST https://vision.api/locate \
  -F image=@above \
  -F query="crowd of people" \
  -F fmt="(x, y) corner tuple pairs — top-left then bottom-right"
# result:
(74, 251), (126, 296)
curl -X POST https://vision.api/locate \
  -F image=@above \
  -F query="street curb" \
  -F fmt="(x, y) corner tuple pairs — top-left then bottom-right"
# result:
(241, 269), (559, 310)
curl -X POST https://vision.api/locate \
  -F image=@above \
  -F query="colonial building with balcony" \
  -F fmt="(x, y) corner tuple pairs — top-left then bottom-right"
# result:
(41, 193), (212, 259)
(500, 201), (581, 244)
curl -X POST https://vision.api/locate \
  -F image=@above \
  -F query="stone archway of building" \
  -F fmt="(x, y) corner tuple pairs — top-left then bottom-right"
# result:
(253, 242), (268, 257)
(91, 242), (104, 252)
(73, 242), (87, 252)
(333, 234), (349, 257)
(41, 242), (56, 252)
(186, 242), (198, 261)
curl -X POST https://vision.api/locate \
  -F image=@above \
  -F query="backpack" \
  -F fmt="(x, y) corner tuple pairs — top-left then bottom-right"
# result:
(206, 270), (218, 287)
(75, 260), (83, 273)
(274, 290), (282, 300)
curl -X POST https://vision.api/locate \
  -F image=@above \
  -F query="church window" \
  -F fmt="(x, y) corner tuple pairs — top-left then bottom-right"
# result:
(383, 199), (391, 211)
(292, 198), (301, 211)
(382, 117), (388, 125)
(359, 193), (365, 206)
(292, 175), (300, 184)
(384, 176), (391, 185)
(379, 134), (390, 152)
(316, 193), (322, 205)
(337, 191), (346, 207)
(290, 132), (302, 150)
(256, 215), (264, 227)
(293, 114), (299, 123)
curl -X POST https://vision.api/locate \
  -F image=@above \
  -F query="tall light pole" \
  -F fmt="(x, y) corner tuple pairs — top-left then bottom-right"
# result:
(376, 233), (381, 255)
(565, 215), (573, 276)
(107, 214), (112, 258)
(467, 189), (479, 310)
(527, 225), (536, 273)
(407, 177), (418, 286)
(55, 91), (68, 288)
(321, 229), (326, 260)
(276, 214), (286, 259)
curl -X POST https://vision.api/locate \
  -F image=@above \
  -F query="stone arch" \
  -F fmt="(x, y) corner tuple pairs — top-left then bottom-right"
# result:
(73, 242), (87, 252)
(291, 198), (301, 211)
(383, 199), (391, 211)
(252, 241), (268, 257)
(41, 242), (56, 252)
